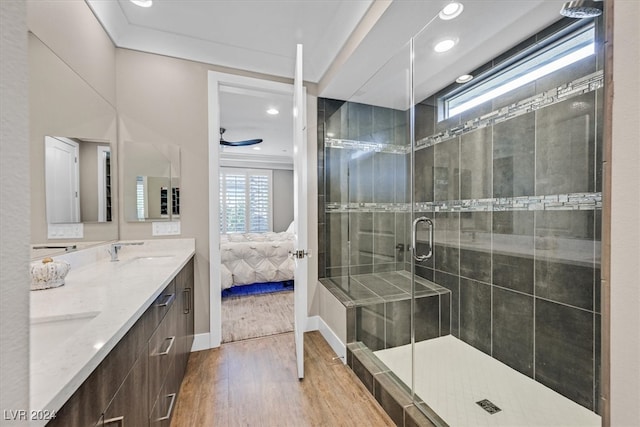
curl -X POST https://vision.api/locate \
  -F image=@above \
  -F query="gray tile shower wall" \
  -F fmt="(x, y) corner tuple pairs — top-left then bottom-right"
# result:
(318, 98), (346, 278)
(321, 100), (410, 278)
(355, 293), (449, 352)
(493, 113), (535, 198)
(409, 43), (602, 412)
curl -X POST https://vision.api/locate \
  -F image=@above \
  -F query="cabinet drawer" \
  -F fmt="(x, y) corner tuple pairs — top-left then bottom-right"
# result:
(148, 299), (178, 406)
(101, 351), (148, 427)
(146, 280), (176, 338)
(149, 360), (178, 427)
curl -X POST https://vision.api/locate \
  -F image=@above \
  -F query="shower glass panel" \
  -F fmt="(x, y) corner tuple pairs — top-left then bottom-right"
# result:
(323, 41), (425, 357)
(322, 2), (603, 426)
(378, 2), (603, 426)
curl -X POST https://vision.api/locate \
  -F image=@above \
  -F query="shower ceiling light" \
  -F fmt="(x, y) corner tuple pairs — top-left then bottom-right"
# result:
(434, 38), (457, 53)
(456, 74), (474, 83)
(439, 2), (464, 20)
(130, 0), (153, 7)
(266, 108), (279, 115)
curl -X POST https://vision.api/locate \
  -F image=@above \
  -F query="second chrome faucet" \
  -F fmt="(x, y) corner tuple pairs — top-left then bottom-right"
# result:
(110, 242), (144, 262)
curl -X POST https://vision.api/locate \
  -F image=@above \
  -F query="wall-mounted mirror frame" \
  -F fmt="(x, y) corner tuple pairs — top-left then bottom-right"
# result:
(123, 141), (181, 222)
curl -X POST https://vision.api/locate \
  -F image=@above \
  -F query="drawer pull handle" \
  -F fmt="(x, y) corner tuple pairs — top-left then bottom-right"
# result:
(183, 288), (191, 314)
(157, 393), (176, 422)
(104, 416), (124, 427)
(156, 292), (175, 308)
(158, 336), (176, 356)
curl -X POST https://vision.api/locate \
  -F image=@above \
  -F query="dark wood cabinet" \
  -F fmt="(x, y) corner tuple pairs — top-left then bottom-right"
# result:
(175, 258), (194, 382)
(47, 258), (194, 427)
(101, 349), (148, 427)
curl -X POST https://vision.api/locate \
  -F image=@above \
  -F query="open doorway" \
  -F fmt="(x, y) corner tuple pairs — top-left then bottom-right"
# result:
(209, 74), (296, 344)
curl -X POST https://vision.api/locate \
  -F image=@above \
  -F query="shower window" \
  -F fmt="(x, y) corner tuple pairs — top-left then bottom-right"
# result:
(441, 22), (595, 119)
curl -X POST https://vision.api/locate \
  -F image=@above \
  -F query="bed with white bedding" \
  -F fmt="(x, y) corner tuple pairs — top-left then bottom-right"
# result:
(220, 231), (295, 290)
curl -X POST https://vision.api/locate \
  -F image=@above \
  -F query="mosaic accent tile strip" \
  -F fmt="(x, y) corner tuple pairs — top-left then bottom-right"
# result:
(325, 202), (410, 213)
(416, 192), (602, 212)
(415, 70), (604, 151)
(325, 193), (601, 213)
(323, 71), (603, 155)
(325, 138), (409, 154)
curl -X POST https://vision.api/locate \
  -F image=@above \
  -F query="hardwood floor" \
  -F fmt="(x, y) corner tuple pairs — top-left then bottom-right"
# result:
(170, 331), (394, 426)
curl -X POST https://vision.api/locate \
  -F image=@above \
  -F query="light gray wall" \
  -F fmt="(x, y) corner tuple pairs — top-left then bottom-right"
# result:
(273, 169), (294, 232)
(0, 0), (30, 420)
(610, 0), (640, 424)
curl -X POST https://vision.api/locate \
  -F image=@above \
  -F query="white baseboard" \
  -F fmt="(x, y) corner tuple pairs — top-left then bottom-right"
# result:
(191, 332), (213, 352)
(306, 315), (346, 364)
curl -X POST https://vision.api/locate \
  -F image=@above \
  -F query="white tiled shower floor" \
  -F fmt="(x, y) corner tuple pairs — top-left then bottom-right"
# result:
(375, 335), (600, 427)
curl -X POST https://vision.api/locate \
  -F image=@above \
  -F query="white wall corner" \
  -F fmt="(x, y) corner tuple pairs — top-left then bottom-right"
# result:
(306, 315), (347, 364)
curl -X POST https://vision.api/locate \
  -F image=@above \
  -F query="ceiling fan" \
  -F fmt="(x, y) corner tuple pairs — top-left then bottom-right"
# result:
(219, 128), (263, 146)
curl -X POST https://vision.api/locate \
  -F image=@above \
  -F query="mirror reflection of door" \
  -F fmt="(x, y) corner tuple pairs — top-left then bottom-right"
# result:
(45, 136), (80, 223)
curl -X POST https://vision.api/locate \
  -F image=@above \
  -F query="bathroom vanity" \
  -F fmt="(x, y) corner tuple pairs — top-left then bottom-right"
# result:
(29, 239), (195, 427)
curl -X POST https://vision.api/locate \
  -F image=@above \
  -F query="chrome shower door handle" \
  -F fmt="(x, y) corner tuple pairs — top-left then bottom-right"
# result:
(412, 217), (434, 262)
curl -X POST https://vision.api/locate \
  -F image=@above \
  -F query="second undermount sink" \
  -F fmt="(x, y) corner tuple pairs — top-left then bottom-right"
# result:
(119, 255), (176, 267)
(30, 311), (101, 360)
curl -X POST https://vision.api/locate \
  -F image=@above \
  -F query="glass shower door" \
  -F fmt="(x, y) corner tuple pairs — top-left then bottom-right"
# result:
(407, 2), (604, 425)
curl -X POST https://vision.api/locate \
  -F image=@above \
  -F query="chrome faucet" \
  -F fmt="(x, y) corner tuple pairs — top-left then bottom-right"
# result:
(110, 242), (144, 262)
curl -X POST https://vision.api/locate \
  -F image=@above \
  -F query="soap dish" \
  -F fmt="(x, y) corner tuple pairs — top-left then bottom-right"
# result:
(30, 257), (71, 290)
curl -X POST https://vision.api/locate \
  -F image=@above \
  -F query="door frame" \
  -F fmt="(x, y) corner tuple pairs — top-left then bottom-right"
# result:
(207, 71), (304, 348)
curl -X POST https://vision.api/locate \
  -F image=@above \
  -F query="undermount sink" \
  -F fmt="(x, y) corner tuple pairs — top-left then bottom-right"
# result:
(120, 255), (176, 266)
(30, 312), (100, 360)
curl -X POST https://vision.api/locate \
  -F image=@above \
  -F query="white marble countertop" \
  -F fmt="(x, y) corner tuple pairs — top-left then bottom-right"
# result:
(29, 238), (195, 426)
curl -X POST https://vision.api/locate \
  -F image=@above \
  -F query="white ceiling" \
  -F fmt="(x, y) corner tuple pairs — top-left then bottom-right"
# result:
(219, 85), (293, 159)
(86, 0), (373, 83)
(86, 0), (568, 160)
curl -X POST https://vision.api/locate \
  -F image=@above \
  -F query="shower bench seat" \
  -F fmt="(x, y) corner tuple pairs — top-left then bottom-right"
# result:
(318, 271), (449, 426)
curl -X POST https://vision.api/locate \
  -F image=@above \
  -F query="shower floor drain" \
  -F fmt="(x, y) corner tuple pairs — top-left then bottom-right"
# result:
(476, 399), (502, 414)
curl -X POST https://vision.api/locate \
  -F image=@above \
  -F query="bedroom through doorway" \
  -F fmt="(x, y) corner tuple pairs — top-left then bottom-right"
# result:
(217, 81), (296, 344)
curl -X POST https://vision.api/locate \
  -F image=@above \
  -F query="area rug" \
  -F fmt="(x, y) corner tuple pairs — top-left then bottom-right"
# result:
(221, 290), (294, 343)
(221, 280), (294, 297)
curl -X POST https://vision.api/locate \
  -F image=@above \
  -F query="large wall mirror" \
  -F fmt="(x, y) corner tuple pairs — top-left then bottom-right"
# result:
(45, 136), (113, 224)
(29, 32), (118, 252)
(124, 141), (181, 222)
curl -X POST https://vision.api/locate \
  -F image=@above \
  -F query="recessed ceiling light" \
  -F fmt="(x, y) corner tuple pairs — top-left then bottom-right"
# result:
(130, 0), (153, 7)
(434, 38), (457, 53)
(439, 2), (464, 20)
(253, 146), (261, 151)
(456, 74), (474, 83)
(266, 108), (279, 115)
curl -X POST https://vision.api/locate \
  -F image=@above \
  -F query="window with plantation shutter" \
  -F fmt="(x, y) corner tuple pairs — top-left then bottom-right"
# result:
(220, 168), (272, 233)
